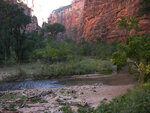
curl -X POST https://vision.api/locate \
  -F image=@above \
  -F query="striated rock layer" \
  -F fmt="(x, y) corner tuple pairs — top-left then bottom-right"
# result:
(83, 0), (150, 42)
(48, 0), (150, 42)
(48, 0), (85, 40)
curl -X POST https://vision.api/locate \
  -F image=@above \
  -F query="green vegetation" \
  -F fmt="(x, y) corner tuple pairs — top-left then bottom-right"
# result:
(0, 0), (116, 81)
(32, 58), (113, 80)
(112, 16), (150, 83)
(0, 58), (113, 81)
(0, 92), (47, 111)
(56, 98), (67, 105)
(96, 83), (150, 113)
(59, 105), (74, 113)
(46, 23), (66, 37)
(0, 0), (31, 63)
(2, 66), (26, 82)
(138, 0), (150, 16)
(0, 0), (117, 81)
(30, 37), (118, 63)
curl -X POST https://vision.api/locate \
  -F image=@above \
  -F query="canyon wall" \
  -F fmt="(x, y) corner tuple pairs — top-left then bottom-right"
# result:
(48, 0), (85, 40)
(83, 0), (150, 42)
(48, 0), (150, 42)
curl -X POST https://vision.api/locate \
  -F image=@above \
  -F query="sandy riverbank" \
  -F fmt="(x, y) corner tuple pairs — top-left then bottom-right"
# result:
(0, 83), (134, 113)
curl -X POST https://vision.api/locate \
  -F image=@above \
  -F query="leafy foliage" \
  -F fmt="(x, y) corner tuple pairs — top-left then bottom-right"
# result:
(96, 83), (150, 113)
(138, 0), (150, 16)
(112, 16), (150, 83)
(0, 0), (31, 63)
(118, 16), (139, 32)
(30, 37), (118, 63)
(32, 58), (113, 79)
(46, 23), (66, 37)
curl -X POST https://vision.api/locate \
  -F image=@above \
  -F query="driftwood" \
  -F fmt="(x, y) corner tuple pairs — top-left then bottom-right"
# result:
(4, 90), (55, 110)
(27, 90), (54, 99)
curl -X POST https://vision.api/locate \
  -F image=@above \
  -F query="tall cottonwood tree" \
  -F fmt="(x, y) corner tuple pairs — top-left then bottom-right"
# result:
(0, 0), (31, 63)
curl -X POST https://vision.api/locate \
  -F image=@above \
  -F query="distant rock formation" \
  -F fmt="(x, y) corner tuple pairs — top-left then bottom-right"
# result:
(48, 0), (85, 40)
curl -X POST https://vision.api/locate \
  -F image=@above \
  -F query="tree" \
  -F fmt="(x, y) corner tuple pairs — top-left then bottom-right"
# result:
(46, 23), (66, 38)
(0, 0), (31, 63)
(117, 16), (139, 37)
(138, 0), (150, 16)
(112, 16), (150, 83)
(9, 3), (31, 63)
(0, 0), (12, 64)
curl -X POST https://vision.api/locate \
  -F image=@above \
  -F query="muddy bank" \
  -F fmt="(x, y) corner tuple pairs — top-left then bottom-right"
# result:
(0, 84), (134, 113)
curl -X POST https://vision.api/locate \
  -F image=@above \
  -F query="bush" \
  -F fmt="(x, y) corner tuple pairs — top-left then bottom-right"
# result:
(2, 66), (26, 82)
(138, 0), (150, 16)
(32, 58), (113, 79)
(96, 83), (150, 113)
(30, 37), (118, 63)
(59, 105), (74, 113)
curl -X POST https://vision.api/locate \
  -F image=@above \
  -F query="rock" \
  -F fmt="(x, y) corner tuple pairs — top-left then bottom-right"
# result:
(48, 0), (150, 42)
(90, 89), (97, 92)
(83, 0), (150, 42)
(48, 0), (85, 40)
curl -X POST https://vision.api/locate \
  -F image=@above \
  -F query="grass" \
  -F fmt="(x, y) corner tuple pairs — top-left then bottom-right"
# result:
(33, 58), (113, 79)
(56, 98), (67, 105)
(0, 58), (113, 81)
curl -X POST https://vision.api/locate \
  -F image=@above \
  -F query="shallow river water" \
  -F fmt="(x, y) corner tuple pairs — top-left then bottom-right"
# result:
(0, 74), (136, 91)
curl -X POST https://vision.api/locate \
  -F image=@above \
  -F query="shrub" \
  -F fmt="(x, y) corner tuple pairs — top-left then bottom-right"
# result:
(96, 83), (150, 113)
(2, 66), (26, 82)
(59, 105), (74, 113)
(32, 58), (113, 79)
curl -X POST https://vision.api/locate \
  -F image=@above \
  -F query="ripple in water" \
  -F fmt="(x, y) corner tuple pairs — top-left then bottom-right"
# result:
(0, 80), (64, 91)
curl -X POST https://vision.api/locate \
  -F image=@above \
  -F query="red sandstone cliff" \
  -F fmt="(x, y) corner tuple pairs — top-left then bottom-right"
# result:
(48, 0), (85, 40)
(83, 0), (150, 42)
(48, 0), (150, 42)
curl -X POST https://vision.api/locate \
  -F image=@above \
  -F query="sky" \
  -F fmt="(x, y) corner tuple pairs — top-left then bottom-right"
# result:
(26, 0), (73, 26)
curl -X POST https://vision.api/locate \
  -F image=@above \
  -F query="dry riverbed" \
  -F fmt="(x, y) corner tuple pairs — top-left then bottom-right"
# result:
(0, 83), (134, 113)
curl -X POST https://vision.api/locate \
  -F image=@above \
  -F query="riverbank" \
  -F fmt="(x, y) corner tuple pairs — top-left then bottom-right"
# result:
(0, 84), (134, 113)
(0, 58), (113, 82)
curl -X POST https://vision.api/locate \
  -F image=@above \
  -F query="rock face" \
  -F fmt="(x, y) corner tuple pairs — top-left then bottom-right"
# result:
(48, 0), (150, 42)
(48, 0), (85, 40)
(82, 0), (150, 42)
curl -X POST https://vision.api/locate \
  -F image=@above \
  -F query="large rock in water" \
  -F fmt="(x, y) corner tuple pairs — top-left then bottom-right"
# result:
(48, 0), (150, 42)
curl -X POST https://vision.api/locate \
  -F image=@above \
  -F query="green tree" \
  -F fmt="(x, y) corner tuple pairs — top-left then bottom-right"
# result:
(46, 23), (66, 38)
(112, 16), (150, 83)
(138, 0), (150, 16)
(0, 0), (31, 63)
(117, 16), (139, 37)
(0, 0), (12, 64)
